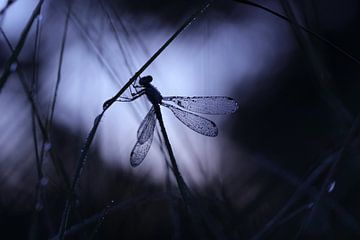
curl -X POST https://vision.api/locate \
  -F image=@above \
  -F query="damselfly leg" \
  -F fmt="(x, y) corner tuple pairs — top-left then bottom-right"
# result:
(117, 89), (145, 102)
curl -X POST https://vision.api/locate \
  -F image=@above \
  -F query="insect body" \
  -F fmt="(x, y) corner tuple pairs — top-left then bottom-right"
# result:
(126, 75), (239, 167)
(140, 76), (163, 106)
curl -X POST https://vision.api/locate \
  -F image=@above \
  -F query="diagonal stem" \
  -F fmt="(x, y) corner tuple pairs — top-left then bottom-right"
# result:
(0, 28), (71, 190)
(233, 0), (360, 66)
(56, 2), (212, 239)
(0, 0), (45, 91)
(154, 105), (192, 202)
(154, 105), (226, 240)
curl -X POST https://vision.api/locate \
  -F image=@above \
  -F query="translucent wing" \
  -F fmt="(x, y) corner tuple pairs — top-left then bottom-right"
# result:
(130, 133), (154, 167)
(130, 106), (156, 167)
(162, 96), (239, 115)
(161, 102), (218, 137)
(137, 106), (156, 144)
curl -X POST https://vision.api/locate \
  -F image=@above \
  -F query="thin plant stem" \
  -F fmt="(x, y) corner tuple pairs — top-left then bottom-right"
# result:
(253, 154), (360, 233)
(154, 105), (207, 239)
(31, 6), (43, 180)
(0, 0), (45, 92)
(233, 0), (360, 66)
(279, 0), (352, 123)
(29, 15), (43, 240)
(47, 0), (73, 133)
(154, 105), (226, 240)
(250, 151), (337, 240)
(98, 0), (134, 75)
(0, 28), (71, 190)
(66, 5), (121, 86)
(0, 0), (16, 26)
(0, 0), (16, 15)
(251, 112), (360, 240)
(52, 193), (169, 239)
(102, 1), (212, 110)
(154, 105), (192, 202)
(295, 114), (360, 239)
(56, 3), (212, 239)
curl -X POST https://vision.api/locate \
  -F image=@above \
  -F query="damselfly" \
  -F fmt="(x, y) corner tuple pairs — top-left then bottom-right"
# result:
(121, 76), (239, 167)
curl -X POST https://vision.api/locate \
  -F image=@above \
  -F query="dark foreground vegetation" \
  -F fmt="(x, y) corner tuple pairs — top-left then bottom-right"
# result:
(0, 0), (360, 239)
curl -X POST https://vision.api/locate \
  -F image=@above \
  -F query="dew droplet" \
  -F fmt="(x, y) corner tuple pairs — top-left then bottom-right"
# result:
(35, 202), (43, 211)
(103, 101), (110, 110)
(40, 177), (48, 187)
(10, 62), (17, 72)
(44, 142), (52, 152)
(328, 180), (336, 193)
(38, 14), (43, 21)
(94, 115), (101, 125)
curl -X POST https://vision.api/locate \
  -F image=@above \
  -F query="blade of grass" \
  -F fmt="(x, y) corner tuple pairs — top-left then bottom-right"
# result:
(0, 0), (16, 25)
(279, 0), (353, 123)
(253, 153), (360, 234)
(56, 2), (213, 239)
(250, 150), (337, 240)
(67, 7), (121, 86)
(98, 0), (134, 75)
(52, 193), (169, 239)
(233, 0), (360, 66)
(31, 4), (43, 180)
(29, 14), (44, 240)
(295, 114), (360, 238)
(47, 0), (73, 133)
(251, 112), (360, 240)
(0, 0), (15, 15)
(0, 0), (45, 92)
(155, 105), (227, 239)
(0, 27), (71, 193)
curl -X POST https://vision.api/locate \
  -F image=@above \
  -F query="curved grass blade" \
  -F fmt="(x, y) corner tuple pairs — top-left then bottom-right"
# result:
(130, 129), (154, 167)
(162, 102), (218, 137)
(137, 106), (156, 144)
(163, 96), (239, 115)
(233, 0), (360, 66)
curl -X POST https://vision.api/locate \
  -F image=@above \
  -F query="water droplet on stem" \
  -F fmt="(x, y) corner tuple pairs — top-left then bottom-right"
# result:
(328, 180), (336, 193)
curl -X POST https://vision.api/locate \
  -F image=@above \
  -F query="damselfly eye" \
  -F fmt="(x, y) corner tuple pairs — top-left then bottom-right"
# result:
(139, 76), (153, 85)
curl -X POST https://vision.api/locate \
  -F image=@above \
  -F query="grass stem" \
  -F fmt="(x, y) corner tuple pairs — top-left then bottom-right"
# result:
(56, 2), (212, 239)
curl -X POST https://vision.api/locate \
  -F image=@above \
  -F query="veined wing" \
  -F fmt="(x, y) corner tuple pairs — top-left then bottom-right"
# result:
(162, 96), (239, 115)
(130, 132), (154, 167)
(137, 106), (156, 144)
(161, 102), (218, 137)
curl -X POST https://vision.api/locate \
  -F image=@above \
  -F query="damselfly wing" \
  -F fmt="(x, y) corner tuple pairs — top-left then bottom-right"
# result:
(130, 106), (156, 167)
(128, 76), (239, 167)
(130, 96), (238, 167)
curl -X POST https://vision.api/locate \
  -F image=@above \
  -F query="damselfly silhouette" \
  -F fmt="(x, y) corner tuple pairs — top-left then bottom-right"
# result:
(121, 76), (239, 167)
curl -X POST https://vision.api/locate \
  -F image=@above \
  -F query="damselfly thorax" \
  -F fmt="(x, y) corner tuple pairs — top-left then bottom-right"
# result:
(138, 76), (163, 106)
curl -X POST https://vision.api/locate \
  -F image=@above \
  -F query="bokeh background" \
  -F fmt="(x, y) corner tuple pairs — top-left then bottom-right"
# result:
(1, 0), (360, 239)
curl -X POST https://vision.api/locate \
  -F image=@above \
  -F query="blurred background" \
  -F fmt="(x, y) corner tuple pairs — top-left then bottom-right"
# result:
(1, 0), (360, 239)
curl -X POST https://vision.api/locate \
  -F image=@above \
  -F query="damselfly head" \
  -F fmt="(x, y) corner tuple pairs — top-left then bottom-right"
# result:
(139, 75), (153, 85)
